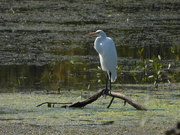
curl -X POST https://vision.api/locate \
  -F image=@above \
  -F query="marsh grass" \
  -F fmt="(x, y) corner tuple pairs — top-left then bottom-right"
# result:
(0, 89), (179, 134)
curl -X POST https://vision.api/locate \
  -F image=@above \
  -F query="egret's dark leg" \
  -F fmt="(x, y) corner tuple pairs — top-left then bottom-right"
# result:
(104, 73), (109, 96)
(106, 73), (109, 90)
(107, 72), (115, 108)
(109, 72), (112, 91)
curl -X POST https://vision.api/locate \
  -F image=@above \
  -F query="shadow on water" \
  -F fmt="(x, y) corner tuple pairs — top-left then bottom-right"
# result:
(0, 0), (179, 91)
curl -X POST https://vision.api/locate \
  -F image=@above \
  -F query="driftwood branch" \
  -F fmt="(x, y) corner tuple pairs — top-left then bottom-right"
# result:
(69, 89), (104, 107)
(37, 89), (147, 111)
(108, 90), (147, 110)
(69, 89), (147, 110)
(36, 102), (72, 108)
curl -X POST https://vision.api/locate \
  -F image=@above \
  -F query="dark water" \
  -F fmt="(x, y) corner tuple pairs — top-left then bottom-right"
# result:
(0, 0), (179, 91)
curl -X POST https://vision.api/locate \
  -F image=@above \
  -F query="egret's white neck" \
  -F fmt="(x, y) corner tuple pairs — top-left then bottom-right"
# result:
(94, 37), (105, 54)
(99, 33), (107, 39)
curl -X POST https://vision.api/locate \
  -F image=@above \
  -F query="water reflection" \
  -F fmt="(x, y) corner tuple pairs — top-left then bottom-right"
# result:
(0, 0), (179, 91)
(0, 44), (179, 91)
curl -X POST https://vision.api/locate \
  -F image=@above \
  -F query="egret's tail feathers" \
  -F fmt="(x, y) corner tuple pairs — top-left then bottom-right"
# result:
(109, 71), (117, 82)
(111, 76), (117, 82)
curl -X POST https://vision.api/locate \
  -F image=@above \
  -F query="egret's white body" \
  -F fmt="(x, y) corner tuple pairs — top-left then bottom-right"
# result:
(88, 30), (117, 90)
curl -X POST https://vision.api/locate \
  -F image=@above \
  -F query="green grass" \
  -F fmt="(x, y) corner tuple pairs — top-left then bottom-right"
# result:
(0, 89), (179, 134)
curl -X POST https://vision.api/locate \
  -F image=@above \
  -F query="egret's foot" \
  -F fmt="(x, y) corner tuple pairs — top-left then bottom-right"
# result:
(102, 88), (110, 95)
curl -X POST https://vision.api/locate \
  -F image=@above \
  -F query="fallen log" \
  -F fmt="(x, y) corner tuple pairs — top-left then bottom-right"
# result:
(37, 89), (147, 110)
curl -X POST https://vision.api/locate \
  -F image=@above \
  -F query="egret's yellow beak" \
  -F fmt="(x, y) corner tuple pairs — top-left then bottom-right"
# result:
(87, 32), (97, 36)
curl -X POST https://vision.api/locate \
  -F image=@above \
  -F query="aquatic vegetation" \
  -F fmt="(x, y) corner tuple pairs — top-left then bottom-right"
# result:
(0, 90), (179, 134)
(127, 46), (180, 90)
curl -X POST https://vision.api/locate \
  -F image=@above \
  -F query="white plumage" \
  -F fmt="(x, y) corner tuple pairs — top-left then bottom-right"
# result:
(88, 30), (117, 90)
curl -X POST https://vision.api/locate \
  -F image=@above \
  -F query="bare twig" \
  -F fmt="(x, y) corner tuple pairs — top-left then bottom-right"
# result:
(36, 102), (72, 107)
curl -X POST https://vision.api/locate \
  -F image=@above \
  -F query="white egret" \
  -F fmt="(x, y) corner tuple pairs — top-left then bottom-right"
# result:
(87, 30), (117, 91)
